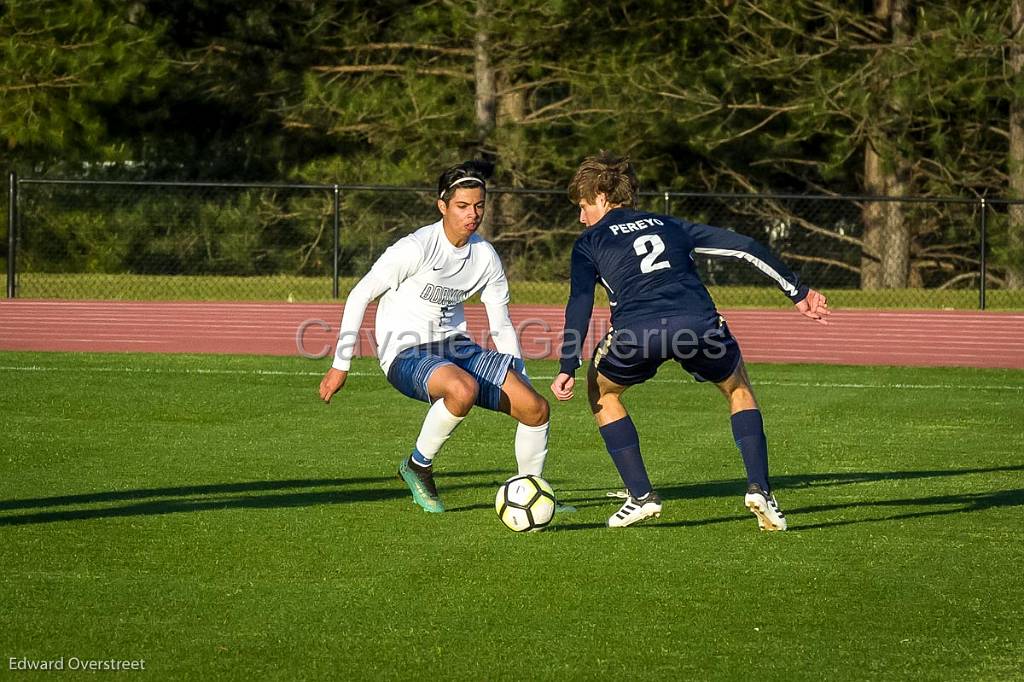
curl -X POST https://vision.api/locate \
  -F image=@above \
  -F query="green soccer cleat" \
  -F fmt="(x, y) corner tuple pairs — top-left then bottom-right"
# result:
(398, 458), (445, 513)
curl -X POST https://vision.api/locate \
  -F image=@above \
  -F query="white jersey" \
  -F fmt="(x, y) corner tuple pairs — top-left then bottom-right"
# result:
(332, 219), (521, 374)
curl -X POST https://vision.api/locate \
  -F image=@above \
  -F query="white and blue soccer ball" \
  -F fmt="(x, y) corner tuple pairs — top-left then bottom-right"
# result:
(495, 474), (556, 532)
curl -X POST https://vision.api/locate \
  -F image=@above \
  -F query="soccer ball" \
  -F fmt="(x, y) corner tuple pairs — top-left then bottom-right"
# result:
(495, 474), (556, 532)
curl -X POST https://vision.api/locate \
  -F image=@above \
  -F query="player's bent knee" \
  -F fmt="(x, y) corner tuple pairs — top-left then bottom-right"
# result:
(445, 376), (479, 413)
(716, 375), (757, 412)
(588, 381), (622, 417)
(528, 395), (550, 426)
(512, 392), (549, 426)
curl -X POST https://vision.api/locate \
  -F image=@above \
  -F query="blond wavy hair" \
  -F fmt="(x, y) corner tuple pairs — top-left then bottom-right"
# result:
(567, 152), (639, 207)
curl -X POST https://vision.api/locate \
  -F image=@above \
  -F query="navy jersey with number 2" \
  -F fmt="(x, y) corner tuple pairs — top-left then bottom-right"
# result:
(558, 207), (809, 375)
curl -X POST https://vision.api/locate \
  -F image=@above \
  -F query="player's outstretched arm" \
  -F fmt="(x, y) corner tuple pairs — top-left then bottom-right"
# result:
(319, 368), (348, 404)
(550, 373), (575, 401)
(795, 288), (830, 324)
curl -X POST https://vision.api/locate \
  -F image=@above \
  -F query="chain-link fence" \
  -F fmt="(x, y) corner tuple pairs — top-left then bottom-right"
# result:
(4, 175), (1023, 309)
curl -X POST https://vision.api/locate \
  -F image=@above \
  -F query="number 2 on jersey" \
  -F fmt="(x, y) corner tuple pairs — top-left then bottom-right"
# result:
(633, 234), (671, 273)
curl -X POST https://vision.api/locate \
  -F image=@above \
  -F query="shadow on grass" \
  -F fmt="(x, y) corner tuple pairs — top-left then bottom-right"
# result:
(631, 487), (1024, 532)
(3, 465), (1021, 529)
(551, 464), (1024, 532)
(0, 469), (505, 526)
(567, 464), (1024, 502)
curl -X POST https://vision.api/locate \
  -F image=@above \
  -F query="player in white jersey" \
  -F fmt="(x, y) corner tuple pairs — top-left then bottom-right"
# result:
(318, 161), (554, 514)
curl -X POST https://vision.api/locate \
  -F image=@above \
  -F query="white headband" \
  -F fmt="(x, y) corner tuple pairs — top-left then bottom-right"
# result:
(441, 176), (485, 197)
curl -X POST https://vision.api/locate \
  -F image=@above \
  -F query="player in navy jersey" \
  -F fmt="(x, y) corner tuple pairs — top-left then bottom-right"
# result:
(550, 152), (830, 529)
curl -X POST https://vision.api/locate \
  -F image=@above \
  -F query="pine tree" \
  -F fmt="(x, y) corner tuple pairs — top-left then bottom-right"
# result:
(0, 0), (166, 170)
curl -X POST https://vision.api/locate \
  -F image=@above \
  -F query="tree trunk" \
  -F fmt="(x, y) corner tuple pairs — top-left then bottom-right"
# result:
(473, 0), (496, 145)
(494, 71), (526, 239)
(1008, 0), (1024, 288)
(881, 155), (911, 289)
(861, 0), (913, 289)
(473, 0), (497, 238)
(861, 142), (885, 289)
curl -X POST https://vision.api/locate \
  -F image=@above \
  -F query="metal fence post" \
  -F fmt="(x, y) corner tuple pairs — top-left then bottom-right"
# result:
(7, 171), (16, 299)
(332, 185), (341, 299)
(979, 197), (987, 311)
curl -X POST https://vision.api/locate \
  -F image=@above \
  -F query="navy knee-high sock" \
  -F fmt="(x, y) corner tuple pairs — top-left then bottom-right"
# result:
(732, 409), (770, 491)
(599, 416), (653, 499)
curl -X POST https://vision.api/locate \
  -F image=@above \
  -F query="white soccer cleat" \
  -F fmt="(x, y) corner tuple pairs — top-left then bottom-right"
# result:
(607, 491), (662, 528)
(744, 483), (787, 531)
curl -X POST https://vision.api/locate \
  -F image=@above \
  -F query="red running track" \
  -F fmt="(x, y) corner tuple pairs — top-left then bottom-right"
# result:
(1, 300), (1023, 369)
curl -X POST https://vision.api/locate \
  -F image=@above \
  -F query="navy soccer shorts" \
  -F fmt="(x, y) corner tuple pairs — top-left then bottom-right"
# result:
(386, 335), (520, 411)
(593, 313), (742, 386)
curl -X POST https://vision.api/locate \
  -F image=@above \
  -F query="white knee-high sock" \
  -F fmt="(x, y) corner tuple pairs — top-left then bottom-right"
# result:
(515, 421), (549, 476)
(414, 399), (466, 462)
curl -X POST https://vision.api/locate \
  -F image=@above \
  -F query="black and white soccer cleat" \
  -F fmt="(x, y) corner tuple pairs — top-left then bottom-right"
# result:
(607, 491), (662, 528)
(744, 483), (787, 531)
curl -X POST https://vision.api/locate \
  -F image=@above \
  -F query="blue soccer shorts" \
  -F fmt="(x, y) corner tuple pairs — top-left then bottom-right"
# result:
(593, 313), (742, 386)
(386, 335), (522, 411)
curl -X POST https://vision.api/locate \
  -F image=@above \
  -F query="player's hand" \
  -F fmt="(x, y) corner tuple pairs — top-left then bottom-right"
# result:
(796, 288), (830, 325)
(319, 368), (348, 403)
(550, 373), (575, 401)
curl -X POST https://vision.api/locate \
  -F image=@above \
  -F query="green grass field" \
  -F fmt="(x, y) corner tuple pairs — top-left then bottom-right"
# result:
(4, 272), (1024, 309)
(1, 352), (1022, 680)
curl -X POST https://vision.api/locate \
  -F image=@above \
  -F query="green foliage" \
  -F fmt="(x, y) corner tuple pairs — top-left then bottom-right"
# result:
(0, 0), (1019, 196)
(984, 205), (1024, 281)
(17, 183), (336, 277)
(0, 0), (167, 168)
(4, 1), (1024, 290)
